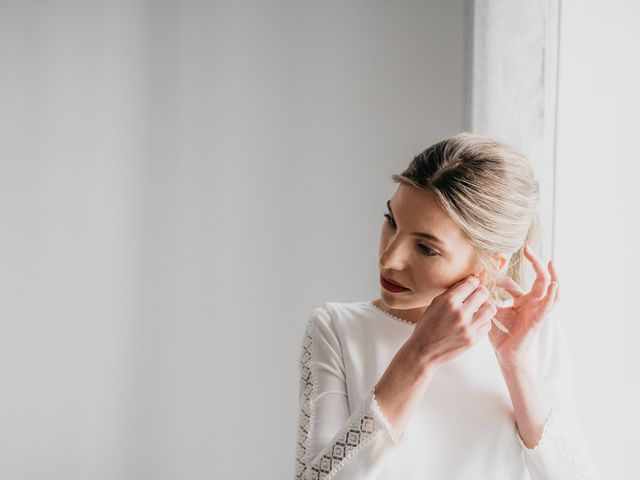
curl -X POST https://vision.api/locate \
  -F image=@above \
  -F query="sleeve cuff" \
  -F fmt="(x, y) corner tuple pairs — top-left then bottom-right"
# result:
(516, 408), (555, 451)
(517, 408), (600, 479)
(370, 386), (408, 447)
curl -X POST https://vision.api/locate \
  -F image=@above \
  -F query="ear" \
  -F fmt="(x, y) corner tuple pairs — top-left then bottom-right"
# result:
(493, 253), (510, 276)
(472, 253), (510, 287)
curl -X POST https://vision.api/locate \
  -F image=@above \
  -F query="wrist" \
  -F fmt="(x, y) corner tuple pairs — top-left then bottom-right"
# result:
(498, 360), (535, 379)
(400, 339), (441, 378)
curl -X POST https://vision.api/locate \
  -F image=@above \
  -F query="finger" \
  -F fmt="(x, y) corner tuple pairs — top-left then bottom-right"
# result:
(495, 275), (526, 298)
(539, 281), (558, 320)
(462, 284), (490, 313)
(524, 245), (551, 299)
(471, 300), (497, 328)
(475, 319), (493, 341)
(472, 306), (496, 341)
(446, 274), (481, 304)
(548, 260), (561, 303)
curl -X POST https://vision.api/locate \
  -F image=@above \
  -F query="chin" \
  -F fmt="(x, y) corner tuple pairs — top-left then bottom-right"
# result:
(382, 290), (435, 308)
(380, 290), (411, 303)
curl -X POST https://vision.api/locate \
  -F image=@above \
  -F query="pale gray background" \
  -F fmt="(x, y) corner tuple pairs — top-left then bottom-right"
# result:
(0, 1), (470, 478)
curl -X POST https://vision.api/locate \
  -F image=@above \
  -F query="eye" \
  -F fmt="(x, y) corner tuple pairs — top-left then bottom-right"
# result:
(383, 213), (439, 257)
(383, 212), (396, 228)
(417, 244), (438, 256)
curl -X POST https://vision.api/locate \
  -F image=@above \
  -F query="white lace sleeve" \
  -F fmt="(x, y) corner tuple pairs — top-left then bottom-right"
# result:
(295, 305), (404, 480)
(517, 309), (600, 479)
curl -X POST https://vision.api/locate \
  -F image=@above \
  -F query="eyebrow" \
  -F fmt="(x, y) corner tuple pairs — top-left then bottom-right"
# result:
(386, 200), (448, 247)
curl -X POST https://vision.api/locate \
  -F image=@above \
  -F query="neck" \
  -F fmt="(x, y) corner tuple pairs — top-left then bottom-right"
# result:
(372, 298), (429, 324)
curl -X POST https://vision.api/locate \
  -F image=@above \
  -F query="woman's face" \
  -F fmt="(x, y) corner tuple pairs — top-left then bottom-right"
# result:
(376, 184), (482, 322)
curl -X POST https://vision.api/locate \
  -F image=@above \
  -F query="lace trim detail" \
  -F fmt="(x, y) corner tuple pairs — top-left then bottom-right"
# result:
(296, 323), (315, 479)
(295, 314), (392, 480)
(522, 408), (600, 479)
(368, 301), (416, 327)
(370, 387), (404, 446)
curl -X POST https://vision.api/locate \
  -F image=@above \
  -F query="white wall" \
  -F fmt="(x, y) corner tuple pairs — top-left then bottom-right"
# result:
(472, 0), (560, 262)
(0, 1), (148, 478)
(0, 1), (470, 478)
(554, 0), (640, 476)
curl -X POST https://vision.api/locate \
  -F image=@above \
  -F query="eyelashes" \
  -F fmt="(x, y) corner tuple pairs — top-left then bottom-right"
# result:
(383, 213), (439, 257)
(383, 212), (397, 229)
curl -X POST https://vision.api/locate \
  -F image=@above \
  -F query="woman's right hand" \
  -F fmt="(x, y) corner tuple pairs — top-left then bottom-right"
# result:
(406, 274), (497, 368)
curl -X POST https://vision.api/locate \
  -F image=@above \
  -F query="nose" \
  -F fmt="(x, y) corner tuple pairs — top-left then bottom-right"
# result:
(379, 236), (410, 271)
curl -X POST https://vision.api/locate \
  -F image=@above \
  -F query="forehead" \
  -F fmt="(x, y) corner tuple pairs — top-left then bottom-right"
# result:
(389, 184), (469, 245)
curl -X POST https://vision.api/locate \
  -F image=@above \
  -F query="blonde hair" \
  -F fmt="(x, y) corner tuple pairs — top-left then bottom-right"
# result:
(391, 132), (540, 303)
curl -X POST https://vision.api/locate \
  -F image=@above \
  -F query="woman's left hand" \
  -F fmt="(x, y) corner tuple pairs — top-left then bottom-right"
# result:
(486, 245), (560, 370)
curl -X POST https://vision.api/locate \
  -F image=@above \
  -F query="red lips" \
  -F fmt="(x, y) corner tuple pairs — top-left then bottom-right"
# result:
(381, 274), (408, 289)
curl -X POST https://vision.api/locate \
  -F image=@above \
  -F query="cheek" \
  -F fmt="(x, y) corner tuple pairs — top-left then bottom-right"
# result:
(439, 260), (477, 289)
(417, 264), (449, 287)
(416, 259), (473, 293)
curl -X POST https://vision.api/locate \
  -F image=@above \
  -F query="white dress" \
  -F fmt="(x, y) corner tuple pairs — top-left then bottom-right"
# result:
(294, 300), (600, 479)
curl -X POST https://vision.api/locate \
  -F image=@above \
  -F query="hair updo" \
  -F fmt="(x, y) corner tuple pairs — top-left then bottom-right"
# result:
(391, 132), (540, 303)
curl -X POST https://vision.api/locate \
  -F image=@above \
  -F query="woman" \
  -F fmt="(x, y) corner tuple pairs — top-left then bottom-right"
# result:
(293, 133), (599, 479)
